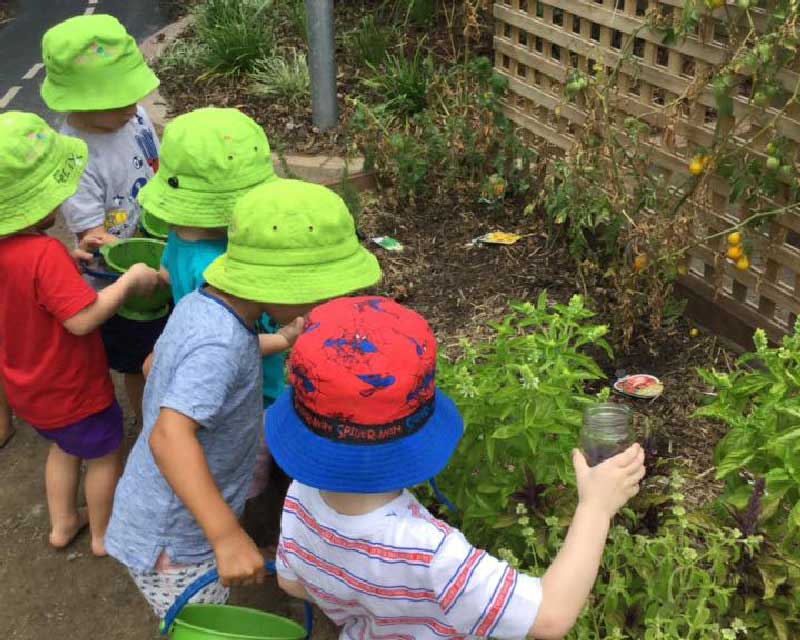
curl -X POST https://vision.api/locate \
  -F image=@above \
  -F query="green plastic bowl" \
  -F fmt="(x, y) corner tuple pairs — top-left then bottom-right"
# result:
(100, 238), (171, 321)
(141, 209), (169, 240)
(168, 604), (307, 640)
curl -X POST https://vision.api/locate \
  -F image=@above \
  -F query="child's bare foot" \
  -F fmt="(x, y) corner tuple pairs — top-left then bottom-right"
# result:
(49, 507), (89, 549)
(91, 536), (108, 557)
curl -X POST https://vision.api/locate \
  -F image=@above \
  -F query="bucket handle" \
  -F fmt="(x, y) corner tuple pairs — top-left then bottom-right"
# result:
(80, 249), (120, 281)
(160, 560), (314, 638)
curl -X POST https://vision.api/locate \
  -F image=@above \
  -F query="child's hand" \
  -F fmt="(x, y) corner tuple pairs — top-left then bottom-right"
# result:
(78, 230), (117, 251)
(122, 263), (161, 297)
(278, 317), (305, 348)
(213, 527), (266, 587)
(573, 444), (645, 520)
(70, 248), (94, 265)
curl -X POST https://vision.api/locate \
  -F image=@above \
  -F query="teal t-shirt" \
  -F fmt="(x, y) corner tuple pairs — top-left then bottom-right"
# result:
(161, 230), (286, 403)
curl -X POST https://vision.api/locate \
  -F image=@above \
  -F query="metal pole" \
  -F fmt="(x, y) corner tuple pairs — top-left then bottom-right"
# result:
(305, 0), (338, 131)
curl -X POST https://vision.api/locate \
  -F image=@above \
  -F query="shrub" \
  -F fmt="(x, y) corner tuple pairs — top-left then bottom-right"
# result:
(698, 322), (800, 543)
(435, 293), (611, 547)
(250, 49), (310, 103)
(158, 38), (209, 74)
(363, 46), (434, 119)
(195, 0), (276, 75)
(352, 56), (540, 204)
(350, 15), (393, 67)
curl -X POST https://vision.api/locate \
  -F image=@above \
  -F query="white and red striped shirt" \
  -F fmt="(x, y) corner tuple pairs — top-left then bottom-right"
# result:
(276, 482), (542, 639)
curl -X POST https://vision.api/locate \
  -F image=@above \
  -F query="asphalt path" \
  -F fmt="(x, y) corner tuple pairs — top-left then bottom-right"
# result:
(0, 0), (170, 123)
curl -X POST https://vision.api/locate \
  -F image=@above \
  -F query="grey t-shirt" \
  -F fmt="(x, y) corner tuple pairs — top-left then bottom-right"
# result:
(60, 105), (159, 238)
(105, 289), (263, 572)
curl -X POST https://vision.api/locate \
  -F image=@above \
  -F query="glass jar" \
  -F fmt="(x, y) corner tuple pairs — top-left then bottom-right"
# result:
(581, 403), (633, 466)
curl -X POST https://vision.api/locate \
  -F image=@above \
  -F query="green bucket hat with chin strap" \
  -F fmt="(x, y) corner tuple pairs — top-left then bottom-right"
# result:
(0, 112), (88, 237)
(41, 14), (160, 112)
(204, 179), (382, 304)
(138, 107), (276, 229)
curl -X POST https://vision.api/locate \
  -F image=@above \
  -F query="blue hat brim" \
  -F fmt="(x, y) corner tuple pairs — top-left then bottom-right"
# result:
(266, 389), (464, 493)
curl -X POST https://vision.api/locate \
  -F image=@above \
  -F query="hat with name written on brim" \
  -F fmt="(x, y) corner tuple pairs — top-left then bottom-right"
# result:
(203, 179), (382, 304)
(138, 108), (276, 228)
(41, 14), (160, 112)
(266, 296), (464, 493)
(0, 112), (88, 236)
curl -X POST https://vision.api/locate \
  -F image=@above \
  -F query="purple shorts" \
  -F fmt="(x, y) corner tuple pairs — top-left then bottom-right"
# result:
(35, 400), (123, 459)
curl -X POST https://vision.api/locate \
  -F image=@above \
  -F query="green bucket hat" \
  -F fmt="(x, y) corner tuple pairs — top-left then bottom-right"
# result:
(0, 112), (88, 237)
(204, 179), (382, 304)
(138, 108), (276, 228)
(41, 14), (160, 112)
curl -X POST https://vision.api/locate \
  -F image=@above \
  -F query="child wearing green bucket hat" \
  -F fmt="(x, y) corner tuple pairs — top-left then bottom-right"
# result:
(0, 112), (161, 556)
(104, 178), (382, 617)
(139, 107), (288, 501)
(41, 13), (164, 425)
(269, 296), (646, 640)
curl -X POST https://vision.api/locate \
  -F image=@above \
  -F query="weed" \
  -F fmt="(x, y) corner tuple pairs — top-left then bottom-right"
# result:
(158, 37), (209, 74)
(250, 49), (310, 103)
(350, 15), (393, 67)
(363, 46), (434, 119)
(195, 0), (276, 75)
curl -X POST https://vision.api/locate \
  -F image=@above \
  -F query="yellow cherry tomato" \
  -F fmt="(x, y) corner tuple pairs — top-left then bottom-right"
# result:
(690, 328), (699, 337)
(634, 254), (648, 272)
(726, 245), (743, 260)
(727, 231), (742, 246)
(736, 256), (751, 271)
(689, 157), (705, 176)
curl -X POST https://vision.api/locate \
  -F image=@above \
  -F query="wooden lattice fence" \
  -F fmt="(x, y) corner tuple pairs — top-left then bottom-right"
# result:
(493, 0), (800, 346)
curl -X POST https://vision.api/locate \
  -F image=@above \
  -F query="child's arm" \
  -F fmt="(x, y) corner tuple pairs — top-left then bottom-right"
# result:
(142, 352), (154, 379)
(259, 317), (304, 356)
(528, 445), (645, 639)
(77, 225), (118, 246)
(277, 575), (311, 601)
(63, 263), (161, 336)
(149, 408), (266, 586)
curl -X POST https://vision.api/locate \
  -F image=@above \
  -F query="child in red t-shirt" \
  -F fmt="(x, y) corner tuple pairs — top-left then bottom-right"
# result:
(0, 112), (162, 556)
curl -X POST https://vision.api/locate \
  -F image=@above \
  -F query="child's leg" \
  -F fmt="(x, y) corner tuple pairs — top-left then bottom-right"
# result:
(124, 372), (146, 425)
(45, 443), (87, 548)
(0, 377), (14, 447)
(84, 446), (122, 557)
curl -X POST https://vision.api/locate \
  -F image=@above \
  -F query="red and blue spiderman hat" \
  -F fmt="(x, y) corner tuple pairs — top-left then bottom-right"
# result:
(266, 296), (464, 493)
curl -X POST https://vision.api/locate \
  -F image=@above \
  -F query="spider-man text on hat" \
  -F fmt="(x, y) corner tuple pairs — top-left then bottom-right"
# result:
(289, 296), (437, 445)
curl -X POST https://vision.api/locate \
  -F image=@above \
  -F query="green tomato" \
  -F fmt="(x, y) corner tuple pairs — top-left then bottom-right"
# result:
(753, 91), (770, 106)
(780, 165), (794, 178)
(737, 0), (751, 8)
(766, 156), (780, 171)
(766, 142), (778, 155)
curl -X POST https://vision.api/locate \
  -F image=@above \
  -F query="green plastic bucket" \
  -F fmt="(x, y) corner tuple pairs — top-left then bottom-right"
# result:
(168, 604), (307, 640)
(141, 209), (169, 240)
(100, 238), (171, 321)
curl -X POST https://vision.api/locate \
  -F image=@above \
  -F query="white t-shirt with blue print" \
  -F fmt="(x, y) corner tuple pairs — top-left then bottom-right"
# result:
(60, 105), (159, 240)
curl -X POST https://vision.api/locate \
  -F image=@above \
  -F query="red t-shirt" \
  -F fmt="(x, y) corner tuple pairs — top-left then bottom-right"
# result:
(0, 235), (114, 429)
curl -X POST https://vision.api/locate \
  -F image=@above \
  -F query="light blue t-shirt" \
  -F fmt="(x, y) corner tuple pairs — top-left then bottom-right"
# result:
(105, 289), (262, 572)
(161, 230), (286, 402)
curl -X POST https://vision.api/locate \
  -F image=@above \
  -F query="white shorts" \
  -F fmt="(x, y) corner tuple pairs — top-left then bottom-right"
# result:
(129, 556), (229, 618)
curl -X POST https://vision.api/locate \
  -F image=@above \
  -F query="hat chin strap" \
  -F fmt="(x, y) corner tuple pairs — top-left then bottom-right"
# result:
(429, 478), (458, 514)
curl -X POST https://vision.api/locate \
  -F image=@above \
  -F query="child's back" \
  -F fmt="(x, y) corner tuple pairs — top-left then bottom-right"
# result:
(269, 297), (646, 640)
(106, 288), (262, 570)
(279, 481), (539, 639)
